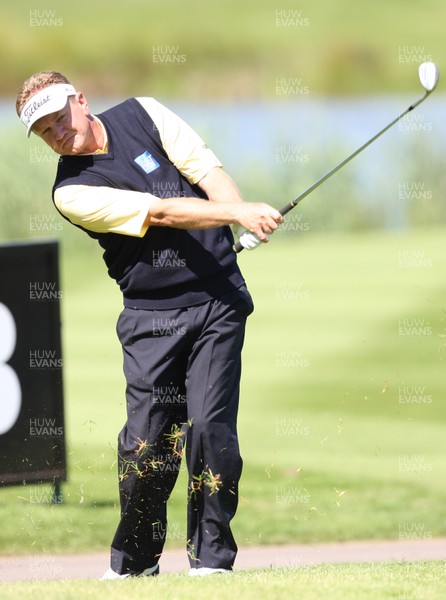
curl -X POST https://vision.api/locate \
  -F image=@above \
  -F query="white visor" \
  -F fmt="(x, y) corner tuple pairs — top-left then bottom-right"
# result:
(20, 83), (76, 137)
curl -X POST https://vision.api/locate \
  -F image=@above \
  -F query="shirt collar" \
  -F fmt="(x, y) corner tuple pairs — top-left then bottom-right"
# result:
(92, 116), (108, 154)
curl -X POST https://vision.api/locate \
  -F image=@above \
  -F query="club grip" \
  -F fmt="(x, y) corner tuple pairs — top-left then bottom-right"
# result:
(233, 241), (244, 253)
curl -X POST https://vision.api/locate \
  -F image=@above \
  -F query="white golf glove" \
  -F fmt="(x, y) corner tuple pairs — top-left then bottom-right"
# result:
(236, 227), (262, 251)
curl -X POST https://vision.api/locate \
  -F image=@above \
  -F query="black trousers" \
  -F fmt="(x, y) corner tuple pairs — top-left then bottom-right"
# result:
(110, 286), (254, 574)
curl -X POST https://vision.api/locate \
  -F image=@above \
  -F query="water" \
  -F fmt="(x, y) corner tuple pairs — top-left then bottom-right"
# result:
(171, 96), (445, 184)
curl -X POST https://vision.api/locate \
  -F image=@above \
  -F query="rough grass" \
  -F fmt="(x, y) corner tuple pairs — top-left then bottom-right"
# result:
(1, 562), (446, 600)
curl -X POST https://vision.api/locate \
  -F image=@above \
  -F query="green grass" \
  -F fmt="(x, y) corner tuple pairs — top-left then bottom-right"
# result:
(1, 229), (445, 555)
(1, 0), (446, 97)
(1, 562), (446, 600)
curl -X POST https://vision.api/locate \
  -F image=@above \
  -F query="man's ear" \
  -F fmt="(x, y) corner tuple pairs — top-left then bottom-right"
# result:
(75, 91), (91, 116)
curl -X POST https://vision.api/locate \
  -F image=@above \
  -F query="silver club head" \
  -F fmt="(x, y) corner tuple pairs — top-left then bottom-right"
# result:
(419, 62), (439, 93)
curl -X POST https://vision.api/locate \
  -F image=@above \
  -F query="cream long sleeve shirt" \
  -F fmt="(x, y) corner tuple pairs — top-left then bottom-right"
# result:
(53, 98), (222, 237)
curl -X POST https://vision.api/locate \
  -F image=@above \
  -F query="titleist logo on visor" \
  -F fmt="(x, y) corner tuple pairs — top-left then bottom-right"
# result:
(23, 93), (51, 125)
(20, 84), (76, 134)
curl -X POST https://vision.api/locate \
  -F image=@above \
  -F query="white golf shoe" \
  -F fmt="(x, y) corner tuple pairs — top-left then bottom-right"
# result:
(100, 563), (159, 579)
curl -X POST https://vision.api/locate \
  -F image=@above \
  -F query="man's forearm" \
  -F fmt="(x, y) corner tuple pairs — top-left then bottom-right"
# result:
(147, 196), (240, 229)
(147, 168), (283, 240)
(146, 168), (245, 229)
(147, 196), (282, 241)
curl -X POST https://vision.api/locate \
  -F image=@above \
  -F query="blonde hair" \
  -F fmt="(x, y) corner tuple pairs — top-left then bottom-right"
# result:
(16, 71), (71, 117)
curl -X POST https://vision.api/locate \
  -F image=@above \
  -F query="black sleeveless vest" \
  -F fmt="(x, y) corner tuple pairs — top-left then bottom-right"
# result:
(52, 98), (244, 309)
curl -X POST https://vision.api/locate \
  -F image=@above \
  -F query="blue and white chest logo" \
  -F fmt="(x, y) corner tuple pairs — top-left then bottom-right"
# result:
(134, 150), (160, 174)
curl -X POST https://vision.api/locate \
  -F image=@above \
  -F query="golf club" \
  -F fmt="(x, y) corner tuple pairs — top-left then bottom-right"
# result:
(233, 61), (439, 253)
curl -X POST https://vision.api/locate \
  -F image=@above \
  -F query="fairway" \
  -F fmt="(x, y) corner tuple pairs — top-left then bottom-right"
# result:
(0, 228), (445, 555)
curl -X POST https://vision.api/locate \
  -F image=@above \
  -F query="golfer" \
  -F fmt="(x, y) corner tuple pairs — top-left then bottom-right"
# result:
(16, 71), (282, 579)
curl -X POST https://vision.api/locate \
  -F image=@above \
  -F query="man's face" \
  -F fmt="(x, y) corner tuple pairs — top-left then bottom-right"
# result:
(32, 92), (98, 155)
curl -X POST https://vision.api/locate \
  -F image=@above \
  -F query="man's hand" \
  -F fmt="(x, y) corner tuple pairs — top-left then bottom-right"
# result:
(233, 202), (283, 243)
(236, 228), (262, 250)
(199, 167), (283, 242)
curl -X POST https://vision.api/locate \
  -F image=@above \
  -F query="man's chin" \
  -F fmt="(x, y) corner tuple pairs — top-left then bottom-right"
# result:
(57, 135), (96, 156)
(60, 135), (78, 155)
